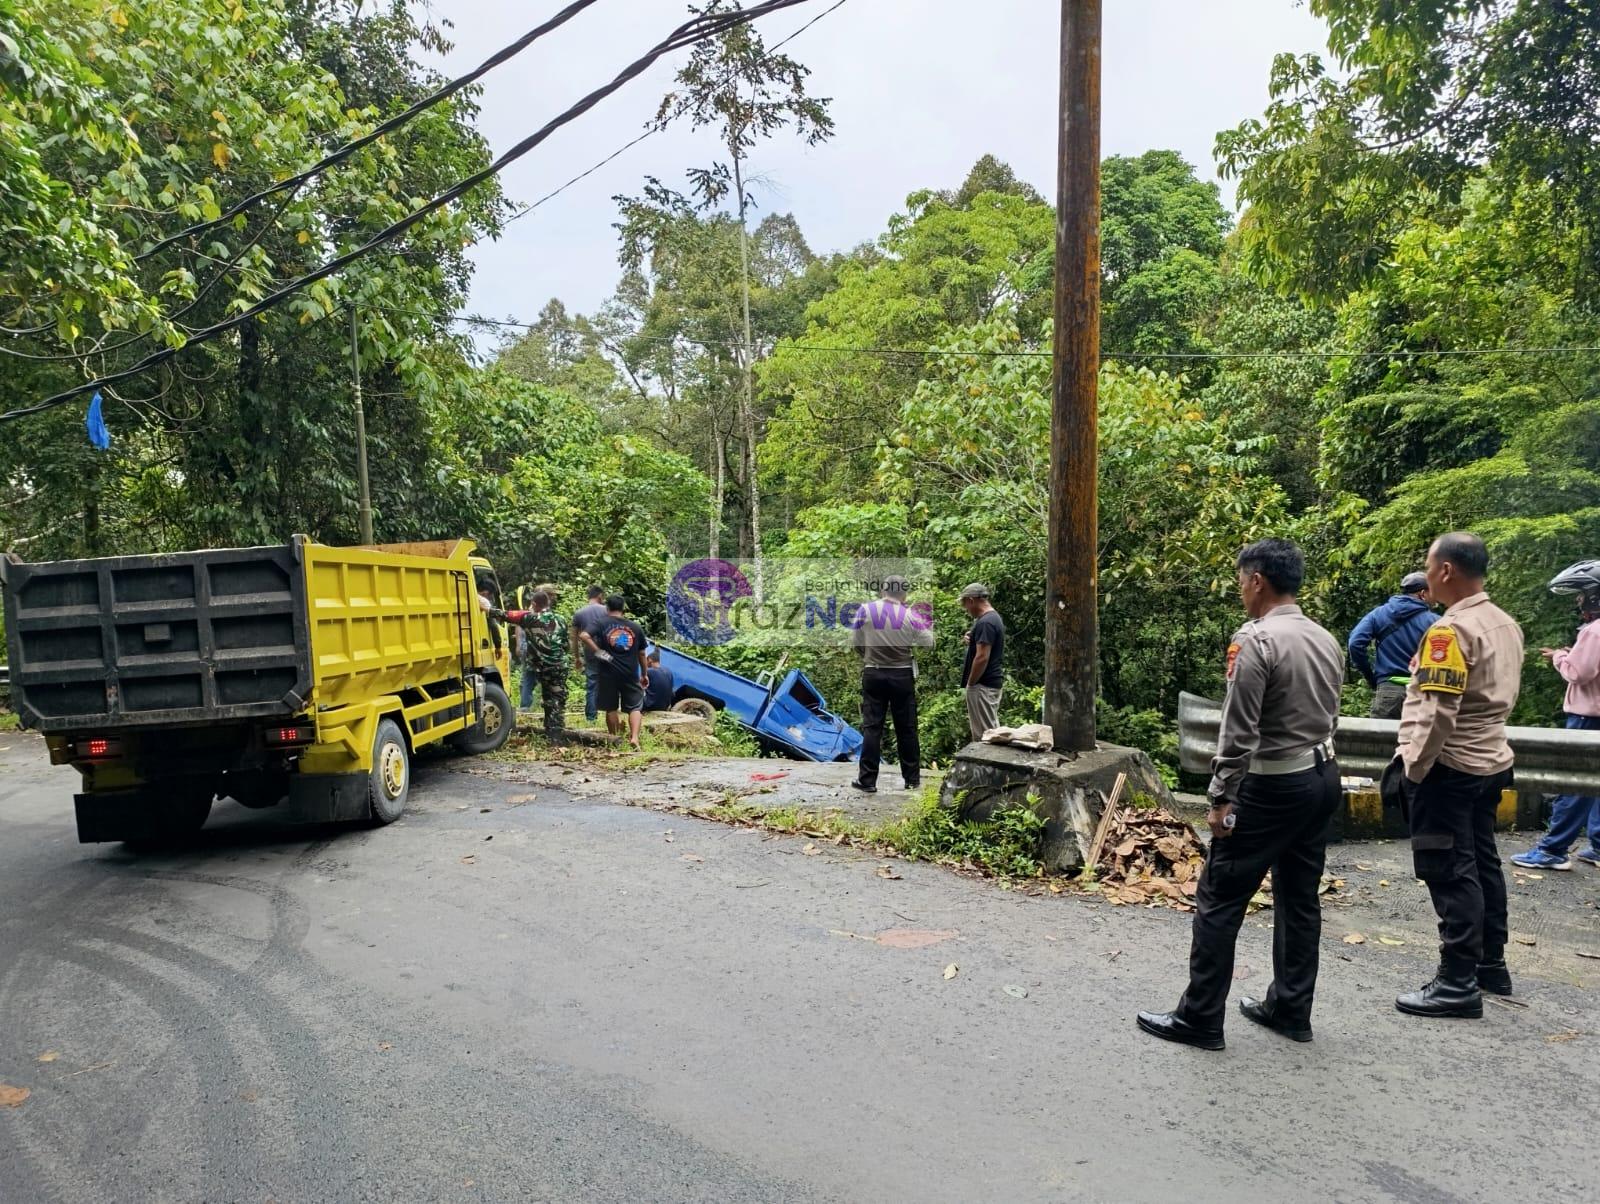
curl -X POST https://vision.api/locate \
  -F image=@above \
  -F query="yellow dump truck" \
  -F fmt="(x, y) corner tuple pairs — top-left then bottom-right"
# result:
(0, 536), (514, 842)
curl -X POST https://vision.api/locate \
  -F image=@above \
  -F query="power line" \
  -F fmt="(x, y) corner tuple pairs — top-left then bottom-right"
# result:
(0, 0), (607, 342)
(369, 303), (1600, 363)
(0, 0), (818, 424)
(501, 0), (851, 228)
(135, 0), (607, 262)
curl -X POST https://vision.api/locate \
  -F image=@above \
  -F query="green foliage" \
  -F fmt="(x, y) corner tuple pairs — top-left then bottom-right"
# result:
(1219, 2), (1600, 300)
(1, 0), (506, 557)
(713, 708), (759, 756)
(887, 792), (1048, 880)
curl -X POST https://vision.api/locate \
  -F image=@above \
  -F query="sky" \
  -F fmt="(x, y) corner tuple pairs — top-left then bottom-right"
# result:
(429, 0), (1330, 328)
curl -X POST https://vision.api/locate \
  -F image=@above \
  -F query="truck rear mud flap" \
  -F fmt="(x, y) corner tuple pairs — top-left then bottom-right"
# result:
(287, 773), (370, 823)
(73, 787), (210, 844)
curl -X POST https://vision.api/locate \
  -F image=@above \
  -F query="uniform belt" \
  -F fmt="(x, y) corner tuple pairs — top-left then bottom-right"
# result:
(1249, 739), (1335, 776)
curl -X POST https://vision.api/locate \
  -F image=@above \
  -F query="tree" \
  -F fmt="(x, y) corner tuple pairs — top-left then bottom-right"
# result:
(1, 0), (504, 557)
(877, 311), (1288, 719)
(609, 189), (822, 559)
(1217, 0), (1600, 301)
(1099, 151), (1230, 372)
(759, 178), (1055, 513)
(648, 0), (834, 585)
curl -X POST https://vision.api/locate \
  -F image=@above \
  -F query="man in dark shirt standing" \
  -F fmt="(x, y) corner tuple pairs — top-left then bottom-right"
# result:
(850, 576), (934, 793)
(959, 583), (1005, 742)
(1348, 571), (1436, 718)
(570, 585), (608, 724)
(578, 595), (649, 752)
(1138, 539), (1344, 1051)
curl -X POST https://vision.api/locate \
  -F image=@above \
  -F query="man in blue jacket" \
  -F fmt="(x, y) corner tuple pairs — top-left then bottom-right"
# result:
(1348, 572), (1436, 718)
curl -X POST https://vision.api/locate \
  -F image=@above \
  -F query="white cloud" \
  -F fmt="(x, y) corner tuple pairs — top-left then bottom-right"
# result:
(427, 0), (1328, 323)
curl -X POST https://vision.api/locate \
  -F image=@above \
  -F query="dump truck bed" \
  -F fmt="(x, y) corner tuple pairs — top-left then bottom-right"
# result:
(1, 537), (487, 735)
(1, 544), (312, 731)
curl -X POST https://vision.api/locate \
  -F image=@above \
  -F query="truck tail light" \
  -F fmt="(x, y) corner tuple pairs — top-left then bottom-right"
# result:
(266, 725), (314, 747)
(76, 738), (122, 759)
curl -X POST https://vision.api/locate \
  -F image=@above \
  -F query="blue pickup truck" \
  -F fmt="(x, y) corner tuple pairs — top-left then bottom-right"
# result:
(650, 645), (863, 763)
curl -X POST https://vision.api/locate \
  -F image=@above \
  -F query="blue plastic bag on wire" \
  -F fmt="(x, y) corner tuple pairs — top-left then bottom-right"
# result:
(85, 391), (111, 450)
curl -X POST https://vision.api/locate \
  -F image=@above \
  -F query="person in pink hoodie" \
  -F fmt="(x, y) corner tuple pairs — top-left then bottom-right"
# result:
(1512, 560), (1600, 871)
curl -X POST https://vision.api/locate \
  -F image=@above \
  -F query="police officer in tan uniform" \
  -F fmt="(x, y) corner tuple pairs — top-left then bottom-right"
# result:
(1138, 539), (1344, 1051)
(1391, 531), (1524, 1018)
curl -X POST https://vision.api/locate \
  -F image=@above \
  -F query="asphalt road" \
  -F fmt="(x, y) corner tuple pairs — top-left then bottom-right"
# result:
(2, 730), (1597, 1204)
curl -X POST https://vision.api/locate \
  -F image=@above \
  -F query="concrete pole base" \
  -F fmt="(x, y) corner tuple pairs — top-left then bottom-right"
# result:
(938, 741), (1173, 874)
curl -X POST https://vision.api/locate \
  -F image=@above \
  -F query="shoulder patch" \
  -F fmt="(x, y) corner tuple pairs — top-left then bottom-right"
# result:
(1225, 642), (1242, 680)
(1415, 625), (1467, 695)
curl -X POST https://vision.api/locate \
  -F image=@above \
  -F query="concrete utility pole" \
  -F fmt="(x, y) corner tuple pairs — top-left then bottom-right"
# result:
(351, 304), (375, 546)
(1045, 0), (1101, 753)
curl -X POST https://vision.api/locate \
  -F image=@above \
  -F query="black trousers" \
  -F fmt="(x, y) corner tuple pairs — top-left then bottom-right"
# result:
(1176, 760), (1341, 1029)
(858, 667), (919, 789)
(1404, 763), (1512, 970)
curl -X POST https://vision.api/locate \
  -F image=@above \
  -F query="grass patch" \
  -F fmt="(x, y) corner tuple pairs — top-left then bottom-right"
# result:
(0, 711), (18, 732)
(713, 710), (759, 756)
(675, 783), (1051, 882)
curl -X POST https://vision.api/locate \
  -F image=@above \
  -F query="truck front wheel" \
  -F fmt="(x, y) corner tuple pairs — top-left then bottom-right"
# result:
(367, 718), (411, 825)
(452, 681), (513, 756)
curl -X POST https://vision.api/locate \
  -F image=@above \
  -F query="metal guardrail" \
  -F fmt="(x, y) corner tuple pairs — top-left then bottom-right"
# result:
(1178, 691), (1600, 797)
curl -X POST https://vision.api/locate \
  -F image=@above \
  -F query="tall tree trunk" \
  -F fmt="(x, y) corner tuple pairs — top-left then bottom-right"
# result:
(709, 414), (725, 561)
(732, 150), (763, 597)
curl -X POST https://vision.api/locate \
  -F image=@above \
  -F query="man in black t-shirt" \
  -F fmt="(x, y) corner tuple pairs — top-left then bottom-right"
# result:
(959, 582), (1005, 742)
(578, 594), (649, 750)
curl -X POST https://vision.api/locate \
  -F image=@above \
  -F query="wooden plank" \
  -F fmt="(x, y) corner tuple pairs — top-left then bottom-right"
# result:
(1085, 770), (1127, 870)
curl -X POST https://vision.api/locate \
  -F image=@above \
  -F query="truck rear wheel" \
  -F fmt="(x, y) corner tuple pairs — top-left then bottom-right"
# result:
(452, 681), (513, 756)
(367, 718), (411, 824)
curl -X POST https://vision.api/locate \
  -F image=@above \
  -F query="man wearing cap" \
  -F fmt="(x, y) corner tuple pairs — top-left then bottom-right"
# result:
(1138, 539), (1344, 1051)
(959, 583), (1005, 743)
(1392, 531), (1524, 1017)
(1348, 571), (1436, 719)
(850, 576), (934, 793)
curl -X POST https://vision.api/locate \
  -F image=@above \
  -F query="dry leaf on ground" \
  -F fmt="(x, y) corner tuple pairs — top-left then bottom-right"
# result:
(1514, 936), (1537, 946)
(943, 963), (960, 980)
(377, 1042), (394, 1052)
(1343, 933), (1366, 945)
(1003, 984), (1028, 999)
(1090, 807), (1209, 912)
(802, 843), (820, 856)
(1546, 1030), (1584, 1043)
(0, 1085), (30, 1108)
(679, 853), (703, 863)
(1377, 936), (1406, 947)
(876, 865), (902, 880)
(36, 1052), (58, 1064)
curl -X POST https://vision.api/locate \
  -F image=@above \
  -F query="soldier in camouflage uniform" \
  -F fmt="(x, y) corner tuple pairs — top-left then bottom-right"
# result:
(492, 590), (569, 738)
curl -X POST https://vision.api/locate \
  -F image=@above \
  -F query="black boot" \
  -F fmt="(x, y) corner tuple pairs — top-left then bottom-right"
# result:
(1396, 962), (1483, 1018)
(1476, 958), (1513, 996)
